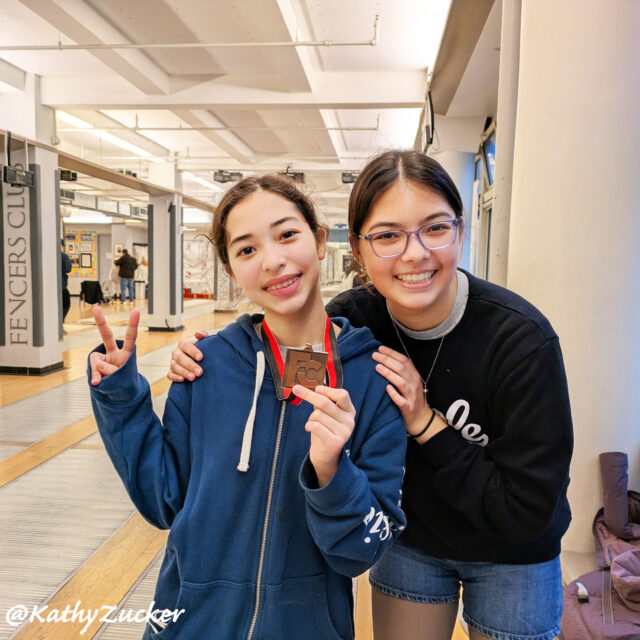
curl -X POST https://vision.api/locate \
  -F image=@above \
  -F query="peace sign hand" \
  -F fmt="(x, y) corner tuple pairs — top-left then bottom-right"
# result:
(292, 384), (356, 488)
(89, 307), (140, 385)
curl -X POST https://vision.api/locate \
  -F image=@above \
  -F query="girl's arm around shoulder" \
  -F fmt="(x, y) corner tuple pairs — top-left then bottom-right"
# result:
(298, 385), (407, 577)
(88, 343), (193, 530)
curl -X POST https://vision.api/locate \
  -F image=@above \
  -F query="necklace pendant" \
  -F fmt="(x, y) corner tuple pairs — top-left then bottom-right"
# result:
(423, 385), (428, 404)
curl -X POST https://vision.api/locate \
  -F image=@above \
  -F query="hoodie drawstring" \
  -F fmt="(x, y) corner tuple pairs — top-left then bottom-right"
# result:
(237, 351), (265, 472)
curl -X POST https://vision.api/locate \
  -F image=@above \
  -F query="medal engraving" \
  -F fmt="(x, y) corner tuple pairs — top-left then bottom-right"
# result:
(283, 347), (328, 390)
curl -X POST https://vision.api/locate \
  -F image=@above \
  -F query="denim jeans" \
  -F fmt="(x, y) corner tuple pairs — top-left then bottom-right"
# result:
(120, 277), (134, 302)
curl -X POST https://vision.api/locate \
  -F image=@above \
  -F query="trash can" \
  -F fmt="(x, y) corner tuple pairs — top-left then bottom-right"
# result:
(134, 280), (146, 300)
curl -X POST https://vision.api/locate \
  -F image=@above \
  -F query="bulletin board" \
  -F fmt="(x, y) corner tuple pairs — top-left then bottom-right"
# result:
(65, 230), (98, 279)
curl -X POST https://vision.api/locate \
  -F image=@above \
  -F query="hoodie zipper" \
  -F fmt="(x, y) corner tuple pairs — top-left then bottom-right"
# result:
(247, 400), (287, 640)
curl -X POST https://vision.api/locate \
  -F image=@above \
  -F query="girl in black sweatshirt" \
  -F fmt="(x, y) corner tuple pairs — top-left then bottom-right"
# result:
(168, 150), (573, 640)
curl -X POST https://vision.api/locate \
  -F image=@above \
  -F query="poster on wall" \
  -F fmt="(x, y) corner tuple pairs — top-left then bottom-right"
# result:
(65, 230), (98, 279)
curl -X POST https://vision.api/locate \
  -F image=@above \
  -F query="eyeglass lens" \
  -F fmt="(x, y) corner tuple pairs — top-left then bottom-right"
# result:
(370, 221), (457, 257)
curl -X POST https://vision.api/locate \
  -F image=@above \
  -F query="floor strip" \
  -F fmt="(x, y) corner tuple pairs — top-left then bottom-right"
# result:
(0, 378), (170, 489)
(11, 514), (168, 640)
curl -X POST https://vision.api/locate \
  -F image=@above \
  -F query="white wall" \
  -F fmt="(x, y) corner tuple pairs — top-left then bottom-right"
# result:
(507, 0), (640, 552)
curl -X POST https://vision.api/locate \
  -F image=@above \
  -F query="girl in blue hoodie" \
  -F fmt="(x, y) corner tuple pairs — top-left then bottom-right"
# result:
(87, 174), (407, 639)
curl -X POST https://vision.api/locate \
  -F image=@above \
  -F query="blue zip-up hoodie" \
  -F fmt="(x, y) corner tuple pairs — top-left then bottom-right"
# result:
(88, 314), (407, 640)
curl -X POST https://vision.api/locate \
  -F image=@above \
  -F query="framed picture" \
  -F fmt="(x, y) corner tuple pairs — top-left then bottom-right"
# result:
(80, 253), (92, 268)
(114, 243), (123, 257)
(69, 254), (79, 268)
(66, 242), (74, 253)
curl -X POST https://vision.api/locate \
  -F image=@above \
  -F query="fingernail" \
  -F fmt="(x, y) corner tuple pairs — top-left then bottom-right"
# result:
(196, 354), (202, 361)
(195, 367), (202, 375)
(188, 374), (195, 381)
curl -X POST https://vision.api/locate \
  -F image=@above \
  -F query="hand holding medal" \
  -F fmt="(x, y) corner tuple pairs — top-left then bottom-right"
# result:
(292, 384), (356, 488)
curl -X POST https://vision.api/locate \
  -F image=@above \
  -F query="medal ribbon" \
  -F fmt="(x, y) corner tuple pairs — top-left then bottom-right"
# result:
(261, 315), (342, 404)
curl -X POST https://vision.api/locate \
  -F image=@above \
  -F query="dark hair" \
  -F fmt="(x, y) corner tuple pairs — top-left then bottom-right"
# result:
(122, 248), (128, 254)
(348, 150), (463, 237)
(211, 174), (324, 267)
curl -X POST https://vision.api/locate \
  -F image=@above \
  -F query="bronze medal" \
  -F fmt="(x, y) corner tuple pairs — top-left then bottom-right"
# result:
(261, 315), (342, 404)
(282, 344), (328, 390)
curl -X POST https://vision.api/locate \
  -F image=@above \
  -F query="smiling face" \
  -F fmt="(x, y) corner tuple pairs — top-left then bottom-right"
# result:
(354, 179), (462, 330)
(225, 189), (326, 325)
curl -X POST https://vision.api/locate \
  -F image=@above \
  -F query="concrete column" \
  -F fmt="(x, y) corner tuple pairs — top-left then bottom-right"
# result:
(487, 0), (521, 286)
(429, 150), (475, 271)
(0, 73), (56, 145)
(1, 141), (63, 373)
(147, 194), (183, 331)
(507, 0), (640, 552)
(147, 156), (177, 190)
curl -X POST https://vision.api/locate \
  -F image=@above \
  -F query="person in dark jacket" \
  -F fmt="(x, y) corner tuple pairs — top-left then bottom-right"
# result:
(114, 248), (138, 303)
(87, 175), (406, 639)
(168, 151), (574, 640)
(60, 240), (72, 323)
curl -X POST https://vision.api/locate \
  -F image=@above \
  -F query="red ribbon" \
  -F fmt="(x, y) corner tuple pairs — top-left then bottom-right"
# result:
(261, 315), (340, 405)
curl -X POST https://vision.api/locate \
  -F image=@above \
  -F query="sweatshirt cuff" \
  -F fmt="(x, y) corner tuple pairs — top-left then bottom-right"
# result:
(299, 450), (364, 512)
(419, 425), (469, 469)
(87, 343), (144, 403)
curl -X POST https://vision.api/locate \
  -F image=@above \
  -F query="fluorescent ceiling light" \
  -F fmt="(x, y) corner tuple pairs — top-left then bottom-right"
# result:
(183, 172), (223, 192)
(57, 110), (93, 129)
(183, 207), (214, 225)
(98, 131), (152, 158)
(56, 110), (152, 158)
(63, 207), (113, 224)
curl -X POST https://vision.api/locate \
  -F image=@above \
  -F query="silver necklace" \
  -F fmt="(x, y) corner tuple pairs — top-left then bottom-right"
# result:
(388, 308), (445, 405)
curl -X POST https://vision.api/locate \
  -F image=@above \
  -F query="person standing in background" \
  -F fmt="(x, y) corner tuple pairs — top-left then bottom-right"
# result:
(60, 240), (71, 324)
(114, 248), (138, 304)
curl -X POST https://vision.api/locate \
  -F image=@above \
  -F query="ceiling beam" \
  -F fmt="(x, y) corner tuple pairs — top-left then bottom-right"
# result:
(40, 70), (426, 109)
(429, 0), (495, 115)
(271, 0), (314, 92)
(68, 109), (170, 157)
(171, 110), (254, 164)
(0, 128), (214, 211)
(0, 57), (26, 93)
(18, 0), (171, 95)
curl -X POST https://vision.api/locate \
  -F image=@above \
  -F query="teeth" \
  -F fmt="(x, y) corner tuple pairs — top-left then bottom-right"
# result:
(267, 276), (298, 291)
(396, 271), (434, 283)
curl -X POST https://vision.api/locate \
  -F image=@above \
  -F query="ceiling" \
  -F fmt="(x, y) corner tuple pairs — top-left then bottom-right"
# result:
(0, 0), (452, 226)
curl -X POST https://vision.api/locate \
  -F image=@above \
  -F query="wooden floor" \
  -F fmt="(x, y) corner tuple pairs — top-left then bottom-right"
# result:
(0, 299), (468, 640)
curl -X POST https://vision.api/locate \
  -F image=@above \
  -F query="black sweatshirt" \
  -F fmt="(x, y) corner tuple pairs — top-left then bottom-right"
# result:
(326, 270), (573, 564)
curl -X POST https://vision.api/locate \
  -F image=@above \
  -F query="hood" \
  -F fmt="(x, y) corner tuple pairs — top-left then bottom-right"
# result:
(215, 313), (381, 371)
(212, 313), (380, 474)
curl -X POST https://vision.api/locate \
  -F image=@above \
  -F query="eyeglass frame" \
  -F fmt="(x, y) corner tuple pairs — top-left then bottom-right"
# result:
(357, 217), (461, 258)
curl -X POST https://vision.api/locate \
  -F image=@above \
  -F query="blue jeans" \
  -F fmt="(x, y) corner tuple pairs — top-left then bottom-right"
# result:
(369, 540), (562, 640)
(120, 277), (134, 302)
